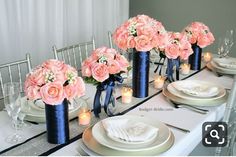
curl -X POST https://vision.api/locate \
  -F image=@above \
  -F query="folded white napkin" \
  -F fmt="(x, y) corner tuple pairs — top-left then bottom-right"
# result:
(101, 118), (158, 143)
(213, 58), (236, 69)
(172, 81), (219, 98)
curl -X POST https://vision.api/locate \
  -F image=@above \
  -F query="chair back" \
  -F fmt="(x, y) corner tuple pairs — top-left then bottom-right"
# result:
(53, 37), (96, 69)
(0, 53), (32, 110)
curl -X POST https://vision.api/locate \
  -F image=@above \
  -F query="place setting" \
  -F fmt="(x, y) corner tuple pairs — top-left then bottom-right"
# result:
(162, 79), (228, 111)
(20, 96), (86, 123)
(78, 115), (174, 156)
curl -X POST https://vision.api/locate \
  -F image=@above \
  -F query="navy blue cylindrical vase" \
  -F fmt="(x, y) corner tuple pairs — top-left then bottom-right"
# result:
(188, 44), (202, 70)
(45, 99), (69, 144)
(132, 49), (150, 98)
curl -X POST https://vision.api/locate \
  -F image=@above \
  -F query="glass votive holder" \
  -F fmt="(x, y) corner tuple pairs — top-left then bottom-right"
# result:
(78, 105), (91, 126)
(121, 86), (133, 104)
(203, 52), (212, 62)
(180, 63), (190, 75)
(154, 75), (165, 89)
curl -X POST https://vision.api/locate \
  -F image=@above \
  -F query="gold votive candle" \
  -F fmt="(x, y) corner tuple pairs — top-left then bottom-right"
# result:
(180, 63), (190, 75)
(121, 87), (133, 104)
(154, 75), (165, 89)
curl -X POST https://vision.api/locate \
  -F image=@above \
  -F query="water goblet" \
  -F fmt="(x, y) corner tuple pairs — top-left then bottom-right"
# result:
(3, 82), (24, 144)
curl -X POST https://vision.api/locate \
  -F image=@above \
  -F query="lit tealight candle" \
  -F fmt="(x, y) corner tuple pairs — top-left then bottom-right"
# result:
(121, 87), (133, 104)
(203, 52), (212, 62)
(78, 108), (91, 126)
(154, 75), (165, 89)
(180, 63), (190, 75)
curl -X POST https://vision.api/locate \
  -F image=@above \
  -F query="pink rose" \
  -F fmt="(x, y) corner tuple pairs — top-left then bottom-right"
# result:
(42, 59), (65, 72)
(115, 54), (129, 71)
(75, 77), (85, 97)
(108, 60), (121, 74)
(64, 77), (85, 101)
(127, 36), (136, 48)
(40, 81), (64, 105)
(134, 35), (153, 51)
(82, 65), (92, 77)
(155, 33), (169, 50)
(197, 32), (215, 48)
(165, 44), (180, 59)
(25, 85), (41, 100)
(113, 29), (128, 50)
(179, 38), (193, 60)
(91, 63), (109, 82)
(29, 66), (47, 86)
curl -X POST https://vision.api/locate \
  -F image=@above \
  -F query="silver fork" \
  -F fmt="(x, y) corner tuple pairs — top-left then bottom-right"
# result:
(169, 100), (209, 114)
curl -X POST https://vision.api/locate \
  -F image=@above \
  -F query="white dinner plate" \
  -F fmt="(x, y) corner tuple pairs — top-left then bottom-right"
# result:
(91, 115), (171, 152)
(168, 81), (226, 101)
(82, 124), (174, 156)
(208, 60), (236, 75)
(213, 57), (236, 69)
(163, 87), (227, 107)
(21, 97), (86, 123)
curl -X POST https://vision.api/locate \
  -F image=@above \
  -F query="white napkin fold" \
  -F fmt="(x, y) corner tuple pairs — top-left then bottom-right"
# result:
(172, 81), (219, 98)
(101, 118), (158, 143)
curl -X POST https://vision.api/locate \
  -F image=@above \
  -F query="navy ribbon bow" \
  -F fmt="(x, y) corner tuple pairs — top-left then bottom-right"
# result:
(166, 58), (180, 82)
(93, 75), (123, 117)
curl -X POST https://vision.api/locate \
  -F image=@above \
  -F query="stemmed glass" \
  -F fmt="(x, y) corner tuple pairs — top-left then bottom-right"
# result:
(3, 82), (24, 144)
(218, 30), (234, 58)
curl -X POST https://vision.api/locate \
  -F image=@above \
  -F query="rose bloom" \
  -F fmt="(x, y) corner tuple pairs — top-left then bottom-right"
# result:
(25, 85), (41, 101)
(108, 60), (121, 74)
(64, 77), (85, 101)
(42, 59), (65, 73)
(165, 44), (180, 59)
(197, 32), (215, 48)
(29, 66), (47, 86)
(75, 77), (86, 97)
(115, 54), (129, 71)
(40, 81), (64, 105)
(134, 35), (153, 51)
(91, 63), (109, 82)
(113, 29), (129, 50)
(127, 36), (136, 49)
(179, 41), (193, 60)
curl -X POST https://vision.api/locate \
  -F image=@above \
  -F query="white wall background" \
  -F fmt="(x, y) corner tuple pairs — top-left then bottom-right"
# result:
(0, 0), (129, 67)
(130, 0), (236, 57)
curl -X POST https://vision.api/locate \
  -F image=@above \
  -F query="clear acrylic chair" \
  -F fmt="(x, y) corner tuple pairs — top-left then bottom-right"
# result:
(53, 36), (96, 70)
(0, 53), (32, 110)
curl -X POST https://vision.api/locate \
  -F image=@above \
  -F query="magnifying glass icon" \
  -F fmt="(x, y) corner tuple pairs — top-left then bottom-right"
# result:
(210, 130), (220, 139)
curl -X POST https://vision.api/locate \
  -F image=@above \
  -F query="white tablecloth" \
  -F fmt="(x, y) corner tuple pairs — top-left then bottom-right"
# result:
(50, 69), (233, 156)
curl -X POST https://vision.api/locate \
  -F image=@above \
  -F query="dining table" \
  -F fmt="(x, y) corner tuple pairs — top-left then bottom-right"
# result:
(0, 65), (233, 156)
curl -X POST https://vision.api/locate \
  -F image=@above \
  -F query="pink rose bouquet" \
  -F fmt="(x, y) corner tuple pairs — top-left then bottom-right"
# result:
(113, 14), (168, 52)
(164, 32), (193, 60)
(183, 22), (215, 48)
(24, 59), (85, 105)
(81, 47), (129, 83)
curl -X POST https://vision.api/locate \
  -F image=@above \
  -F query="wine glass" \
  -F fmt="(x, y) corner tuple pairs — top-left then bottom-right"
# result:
(217, 38), (225, 57)
(3, 82), (24, 144)
(218, 30), (234, 58)
(224, 29), (234, 57)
